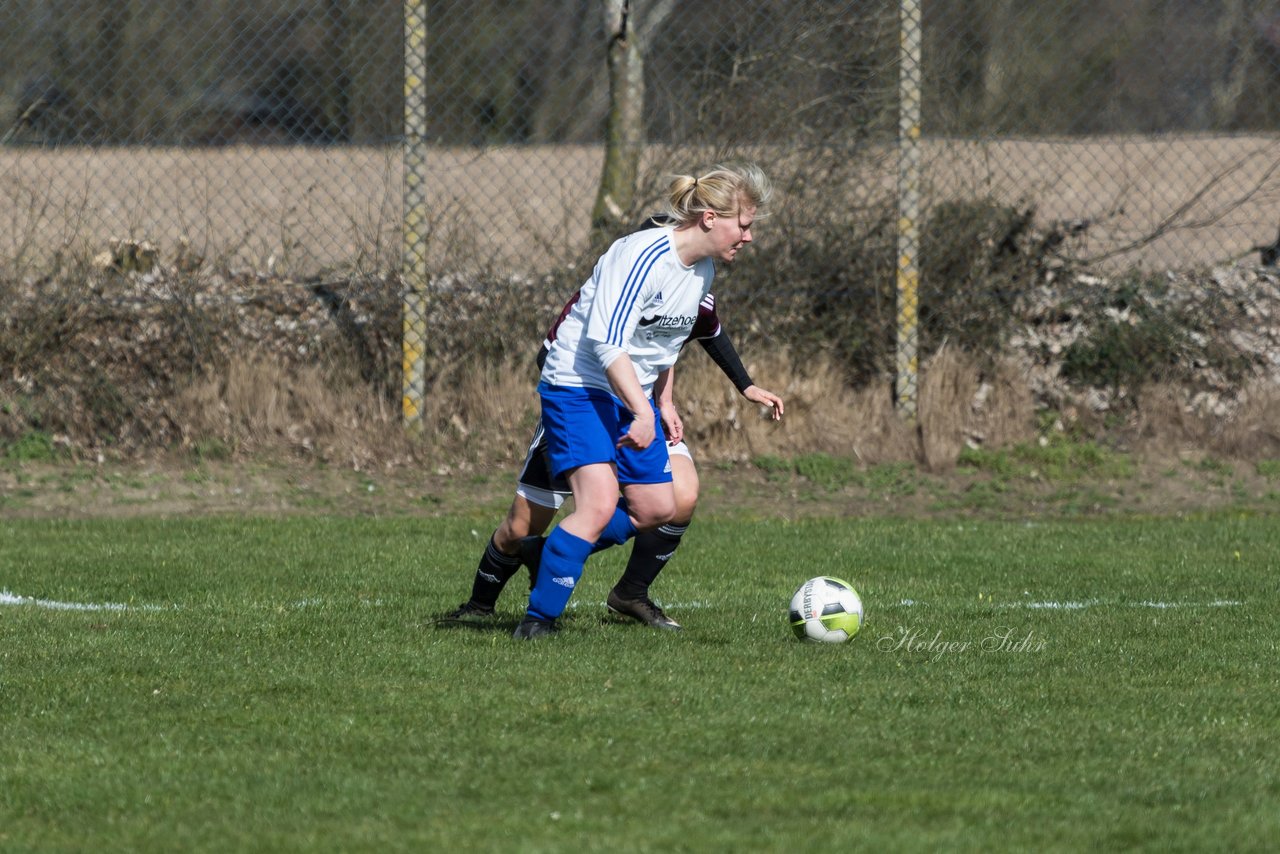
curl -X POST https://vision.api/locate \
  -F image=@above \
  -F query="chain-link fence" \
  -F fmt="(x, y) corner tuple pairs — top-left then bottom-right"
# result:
(6, 1), (1280, 268)
(1, 0), (402, 275)
(4, 1), (1280, 451)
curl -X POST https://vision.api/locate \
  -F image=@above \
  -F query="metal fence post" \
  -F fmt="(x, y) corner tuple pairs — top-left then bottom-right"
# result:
(896, 0), (923, 418)
(402, 0), (429, 427)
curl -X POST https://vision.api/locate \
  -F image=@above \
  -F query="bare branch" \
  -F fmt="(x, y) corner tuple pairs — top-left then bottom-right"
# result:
(1079, 148), (1280, 266)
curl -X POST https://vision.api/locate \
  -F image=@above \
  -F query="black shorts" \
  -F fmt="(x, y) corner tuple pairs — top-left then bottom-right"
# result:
(514, 418), (572, 509)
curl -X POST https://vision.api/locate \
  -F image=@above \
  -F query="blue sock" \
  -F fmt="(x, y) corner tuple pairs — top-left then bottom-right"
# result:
(591, 502), (637, 554)
(527, 527), (594, 620)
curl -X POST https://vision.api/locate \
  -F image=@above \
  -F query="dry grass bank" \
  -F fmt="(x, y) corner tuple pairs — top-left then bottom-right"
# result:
(148, 343), (1280, 475)
(82, 344), (1039, 472)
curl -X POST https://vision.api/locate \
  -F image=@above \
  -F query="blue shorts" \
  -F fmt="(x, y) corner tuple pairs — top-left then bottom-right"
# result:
(537, 381), (673, 486)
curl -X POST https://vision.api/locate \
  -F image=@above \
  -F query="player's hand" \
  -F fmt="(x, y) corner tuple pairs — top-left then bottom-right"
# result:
(618, 411), (656, 450)
(744, 385), (784, 421)
(660, 402), (684, 445)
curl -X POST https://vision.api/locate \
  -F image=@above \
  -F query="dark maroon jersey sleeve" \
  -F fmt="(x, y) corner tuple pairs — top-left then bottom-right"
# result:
(687, 292), (722, 342)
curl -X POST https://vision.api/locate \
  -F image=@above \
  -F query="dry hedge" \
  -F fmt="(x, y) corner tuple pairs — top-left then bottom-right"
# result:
(5, 200), (1280, 468)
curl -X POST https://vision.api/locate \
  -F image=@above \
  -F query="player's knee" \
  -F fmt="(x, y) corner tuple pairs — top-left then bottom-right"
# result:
(492, 519), (523, 553)
(670, 456), (699, 525)
(673, 483), (699, 523)
(632, 496), (676, 530)
(494, 496), (558, 553)
(494, 508), (534, 553)
(579, 505), (625, 540)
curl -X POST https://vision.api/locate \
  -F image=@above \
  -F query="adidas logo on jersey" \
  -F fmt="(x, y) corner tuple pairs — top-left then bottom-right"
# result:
(653, 291), (664, 304)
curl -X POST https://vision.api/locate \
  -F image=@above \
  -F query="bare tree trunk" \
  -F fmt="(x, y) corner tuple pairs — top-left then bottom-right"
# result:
(592, 0), (644, 233)
(590, 0), (676, 235)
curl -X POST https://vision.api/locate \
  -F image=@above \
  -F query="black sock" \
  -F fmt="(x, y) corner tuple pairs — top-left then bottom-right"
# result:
(613, 523), (687, 600)
(468, 536), (522, 608)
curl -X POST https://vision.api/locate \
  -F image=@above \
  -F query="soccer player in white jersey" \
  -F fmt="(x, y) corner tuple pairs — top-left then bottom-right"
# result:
(442, 271), (783, 631)
(512, 164), (773, 639)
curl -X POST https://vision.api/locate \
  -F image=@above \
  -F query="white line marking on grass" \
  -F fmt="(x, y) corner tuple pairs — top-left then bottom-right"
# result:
(878, 598), (1243, 611)
(581, 598), (1248, 613)
(1129, 599), (1243, 610)
(0, 589), (165, 612)
(1012, 599), (1243, 610)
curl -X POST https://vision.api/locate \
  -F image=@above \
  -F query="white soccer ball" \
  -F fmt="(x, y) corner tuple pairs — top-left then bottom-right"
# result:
(789, 576), (863, 643)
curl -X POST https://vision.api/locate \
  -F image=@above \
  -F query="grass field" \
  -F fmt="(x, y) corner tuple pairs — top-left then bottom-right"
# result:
(2, 511), (1277, 851)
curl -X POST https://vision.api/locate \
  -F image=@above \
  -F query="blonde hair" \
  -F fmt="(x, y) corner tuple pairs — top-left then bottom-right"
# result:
(664, 162), (772, 227)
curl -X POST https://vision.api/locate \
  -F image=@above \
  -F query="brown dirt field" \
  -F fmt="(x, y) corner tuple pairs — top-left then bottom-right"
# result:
(3, 137), (1279, 276)
(925, 135), (1280, 269)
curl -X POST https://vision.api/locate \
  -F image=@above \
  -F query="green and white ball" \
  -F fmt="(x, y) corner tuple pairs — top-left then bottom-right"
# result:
(789, 576), (863, 643)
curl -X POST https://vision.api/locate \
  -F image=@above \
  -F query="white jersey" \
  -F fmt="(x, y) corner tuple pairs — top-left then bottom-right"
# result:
(540, 227), (714, 396)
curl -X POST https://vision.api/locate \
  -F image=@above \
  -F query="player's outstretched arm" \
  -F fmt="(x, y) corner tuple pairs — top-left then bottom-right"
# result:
(697, 329), (783, 420)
